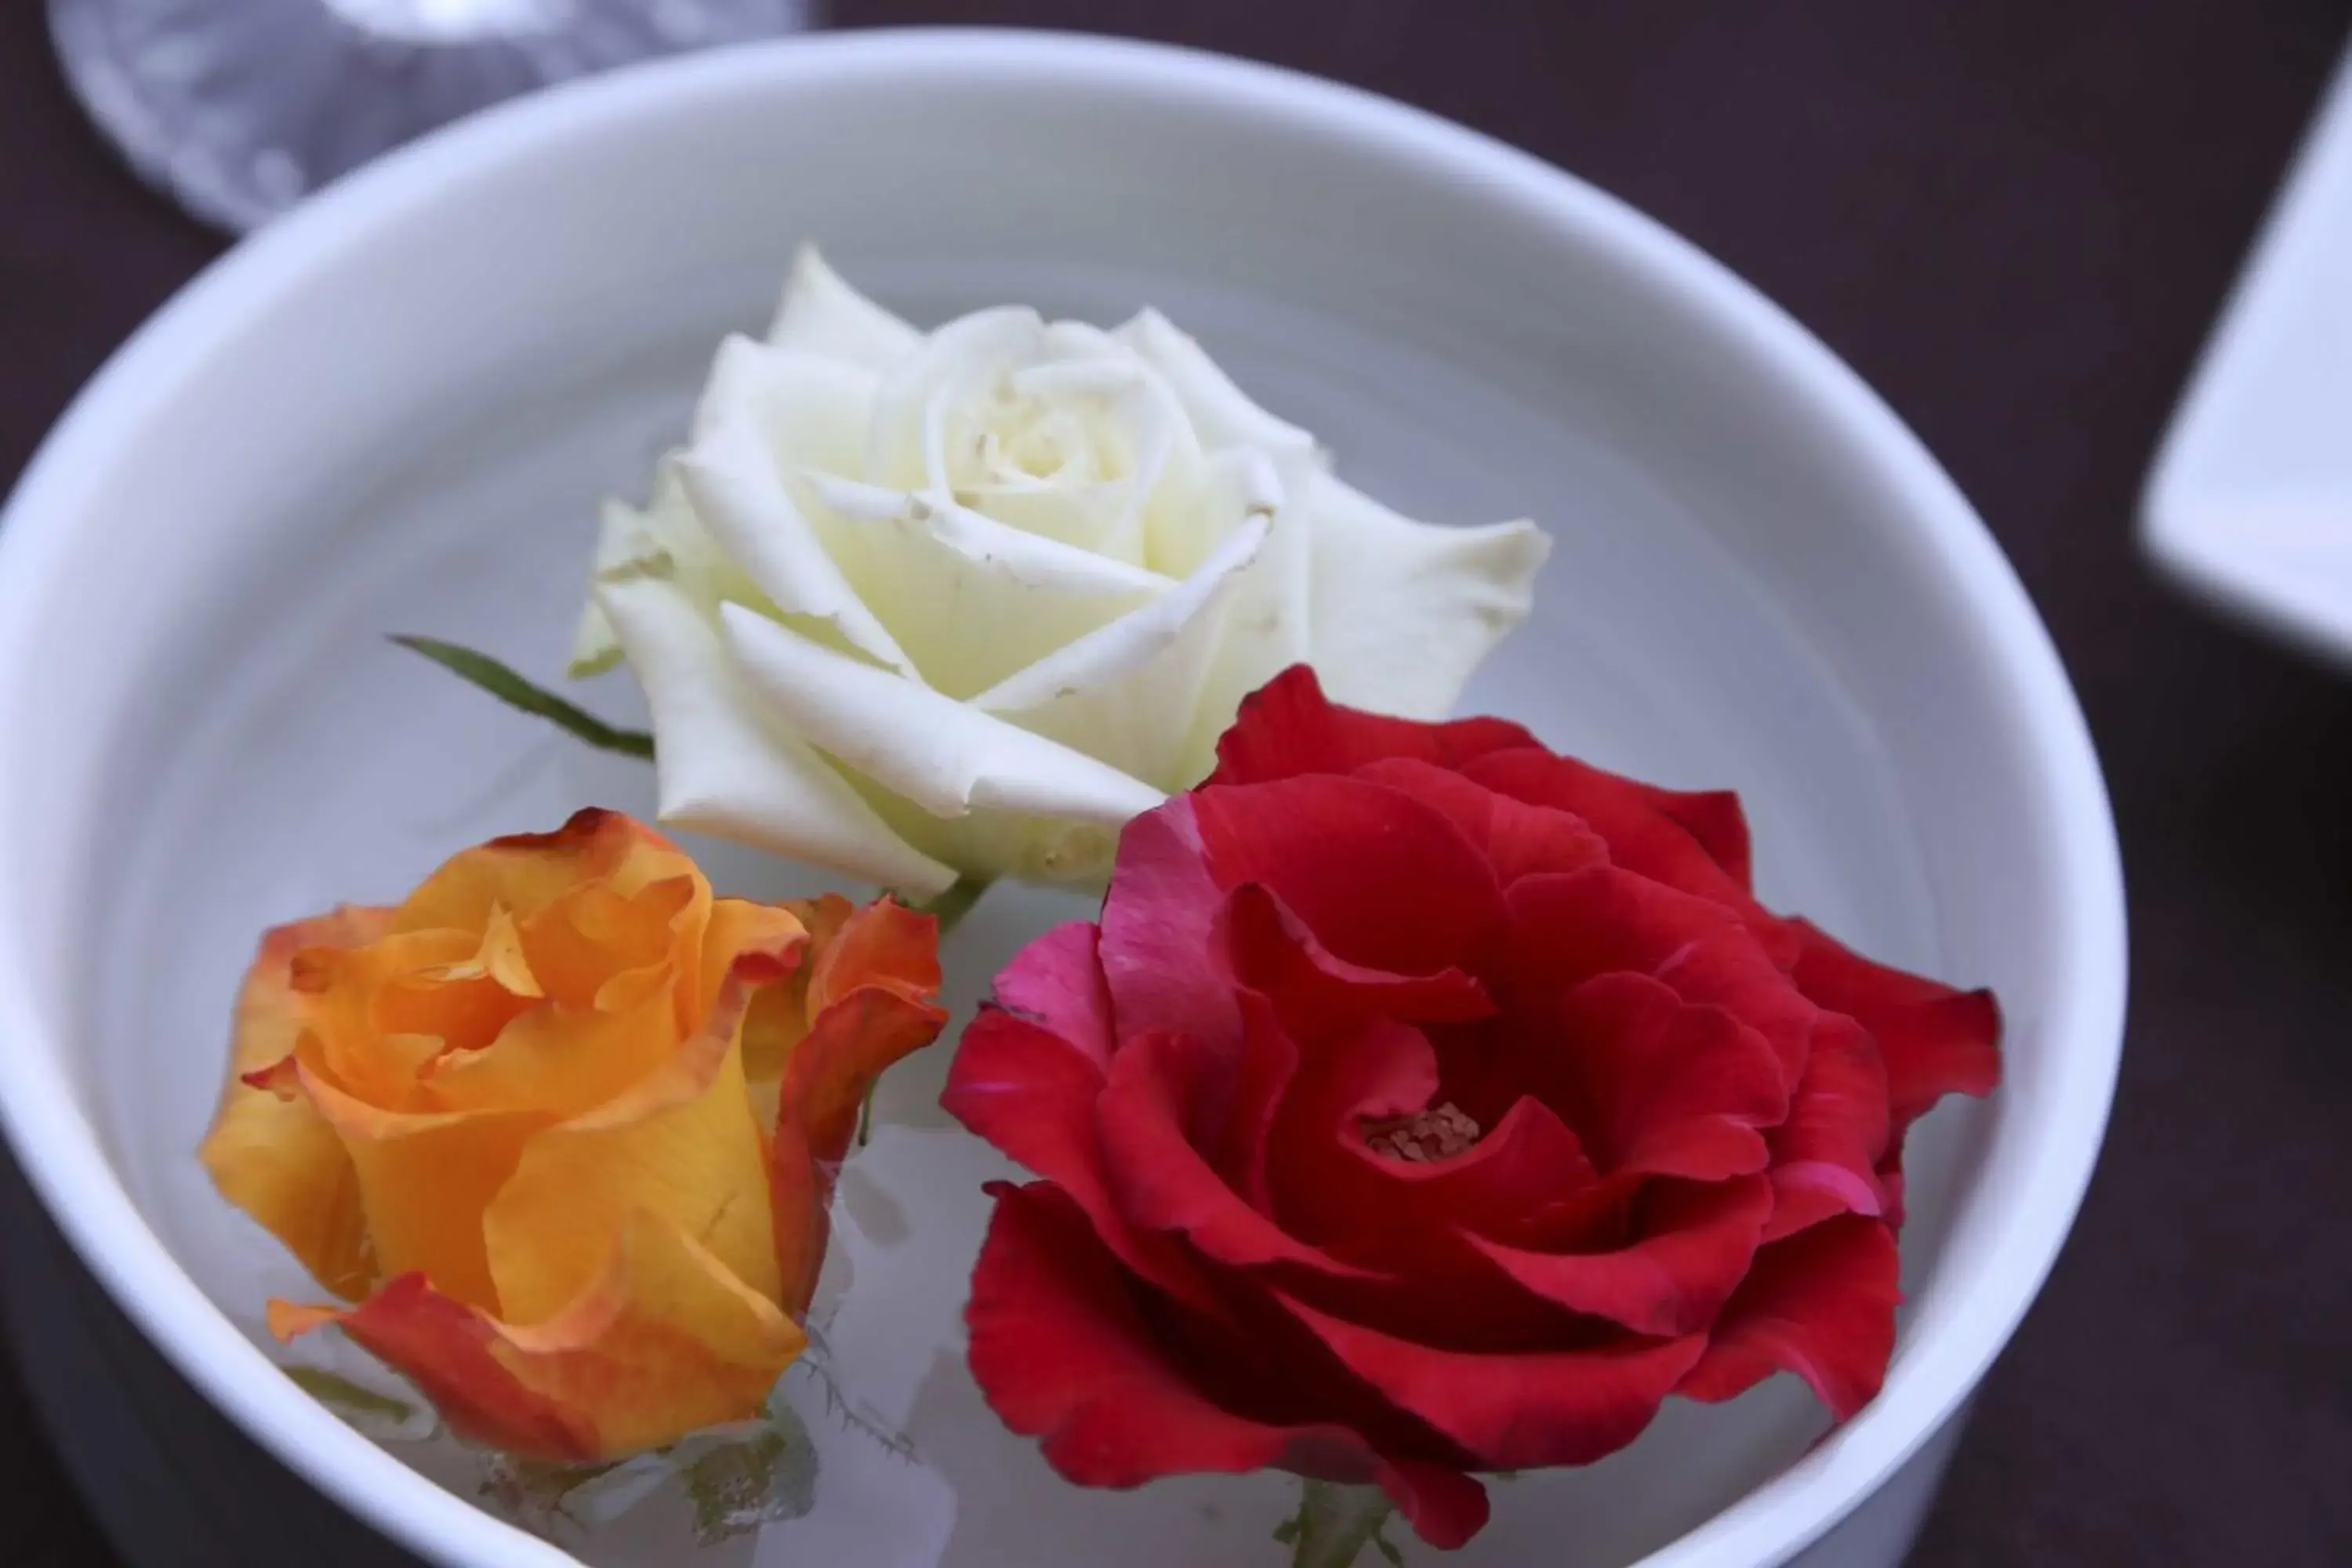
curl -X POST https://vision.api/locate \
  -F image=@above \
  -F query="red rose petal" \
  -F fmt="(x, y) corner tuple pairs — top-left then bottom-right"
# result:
(1787, 919), (2001, 1127)
(1213, 990), (1305, 1210)
(1373, 1458), (1492, 1551)
(1265, 1017), (1443, 1250)
(991, 919), (1115, 1069)
(1552, 972), (1788, 1181)
(945, 1007), (1226, 1316)
(1676, 1214), (1900, 1419)
(1651, 787), (1755, 891)
(1208, 665), (1537, 788)
(1355, 1094), (1601, 1240)
(1465, 1176), (1772, 1337)
(1763, 1014), (1891, 1241)
(1192, 776), (1507, 977)
(1470, 750), (1789, 960)
(1098, 1030), (1381, 1282)
(1505, 867), (1814, 1082)
(1355, 757), (1611, 886)
(1218, 880), (1494, 1041)
(1276, 1290), (1706, 1471)
(1099, 797), (1240, 1048)
(967, 1182), (1361, 1485)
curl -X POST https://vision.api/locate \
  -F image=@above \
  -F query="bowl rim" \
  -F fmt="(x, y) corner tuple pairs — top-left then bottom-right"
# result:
(0, 27), (2126, 1568)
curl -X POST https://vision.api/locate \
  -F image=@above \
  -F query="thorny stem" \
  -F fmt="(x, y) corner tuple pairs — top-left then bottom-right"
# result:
(1274, 1479), (1402, 1568)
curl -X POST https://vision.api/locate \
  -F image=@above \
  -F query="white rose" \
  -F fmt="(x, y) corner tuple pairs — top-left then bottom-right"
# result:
(576, 248), (1550, 897)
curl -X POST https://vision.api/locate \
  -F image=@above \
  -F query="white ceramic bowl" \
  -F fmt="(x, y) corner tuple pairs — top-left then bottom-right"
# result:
(0, 30), (2125, 1568)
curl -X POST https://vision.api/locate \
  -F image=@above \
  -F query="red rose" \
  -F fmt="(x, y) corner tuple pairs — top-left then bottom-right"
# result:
(943, 668), (1998, 1548)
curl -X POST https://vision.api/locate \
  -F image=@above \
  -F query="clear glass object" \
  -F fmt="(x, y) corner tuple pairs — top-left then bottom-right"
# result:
(47, 0), (816, 232)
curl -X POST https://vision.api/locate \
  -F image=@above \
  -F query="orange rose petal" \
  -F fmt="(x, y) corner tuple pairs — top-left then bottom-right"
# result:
(771, 899), (948, 1316)
(801, 895), (943, 1020)
(700, 900), (811, 1021)
(522, 872), (703, 1011)
(422, 983), (684, 1120)
(392, 809), (680, 938)
(268, 1278), (601, 1462)
(481, 942), (797, 1324)
(274, 1210), (805, 1461)
(296, 1050), (552, 1313)
(200, 909), (395, 1301)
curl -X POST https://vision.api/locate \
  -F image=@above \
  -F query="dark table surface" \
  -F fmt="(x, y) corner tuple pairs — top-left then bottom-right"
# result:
(6, 2), (2352, 1565)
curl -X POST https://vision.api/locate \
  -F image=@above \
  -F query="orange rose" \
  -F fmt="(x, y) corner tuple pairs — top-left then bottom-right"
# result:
(200, 808), (946, 1462)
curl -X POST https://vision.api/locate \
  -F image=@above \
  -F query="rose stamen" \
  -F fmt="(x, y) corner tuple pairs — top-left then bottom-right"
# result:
(1361, 1102), (1481, 1163)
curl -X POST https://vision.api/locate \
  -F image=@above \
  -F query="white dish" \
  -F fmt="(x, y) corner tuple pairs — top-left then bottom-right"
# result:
(0, 30), (2125, 1568)
(2145, 45), (2352, 660)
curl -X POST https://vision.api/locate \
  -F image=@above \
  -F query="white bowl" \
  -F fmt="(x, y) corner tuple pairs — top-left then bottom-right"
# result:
(0, 30), (2125, 1568)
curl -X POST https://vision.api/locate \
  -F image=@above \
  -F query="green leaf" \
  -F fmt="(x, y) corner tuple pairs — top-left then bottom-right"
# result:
(283, 1366), (416, 1426)
(679, 1403), (822, 1544)
(392, 635), (655, 761)
(478, 1454), (620, 1535)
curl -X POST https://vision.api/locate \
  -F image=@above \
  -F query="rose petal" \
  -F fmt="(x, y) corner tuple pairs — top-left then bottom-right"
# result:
(1209, 665), (1537, 788)
(570, 463), (722, 678)
(268, 1282), (597, 1462)
(798, 481), (1172, 700)
(1098, 1030), (1379, 1283)
(1191, 775), (1507, 977)
(678, 408), (922, 679)
(1468, 750), (1785, 957)
(688, 334), (877, 466)
(1355, 757), (1610, 886)
(292, 1056), (552, 1314)
(1373, 1459), (1493, 1552)
(1677, 1214), (1900, 1420)
(943, 1007), (1228, 1318)
(1505, 867), (1815, 1082)
(274, 1207), (806, 1461)
(597, 572), (957, 896)
(1763, 1014), (1891, 1240)
(1466, 1176), (1773, 1337)
(1300, 473), (1549, 721)
(972, 515), (1271, 792)
(1179, 461), (1312, 771)
(1548, 972), (1789, 1181)
(482, 941), (796, 1323)
(721, 604), (1167, 829)
(1264, 1016), (1439, 1254)
(1275, 1290), (1705, 1471)
(1787, 918), (2001, 1126)
(1098, 796), (1240, 1047)
(391, 808), (665, 936)
(991, 920), (1116, 1067)
(201, 908), (394, 1301)
(765, 245), (921, 371)
(964, 1182), (1493, 1545)
(1217, 880), (1494, 1042)
(1114, 309), (1319, 459)
(421, 982), (685, 1121)
(769, 898), (949, 1315)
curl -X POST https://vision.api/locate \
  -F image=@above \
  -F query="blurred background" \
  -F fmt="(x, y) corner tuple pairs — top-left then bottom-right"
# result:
(5, 2), (2351, 1564)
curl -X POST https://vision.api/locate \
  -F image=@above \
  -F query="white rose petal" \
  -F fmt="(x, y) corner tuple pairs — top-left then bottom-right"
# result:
(580, 249), (1551, 889)
(1303, 472), (1554, 719)
(720, 603), (1165, 826)
(595, 573), (956, 896)
(766, 245), (922, 370)
(677, 416), (920, 680)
